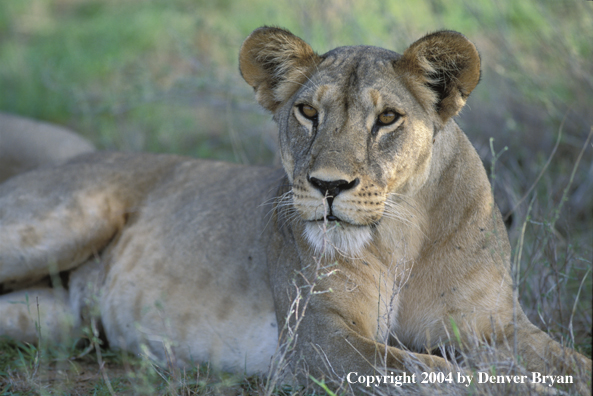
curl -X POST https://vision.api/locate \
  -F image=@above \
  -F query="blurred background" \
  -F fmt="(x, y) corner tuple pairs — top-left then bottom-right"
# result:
(0, 0), (591, 354)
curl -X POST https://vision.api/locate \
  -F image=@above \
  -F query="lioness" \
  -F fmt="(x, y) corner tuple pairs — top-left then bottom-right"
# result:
(0, 27), (590, 389)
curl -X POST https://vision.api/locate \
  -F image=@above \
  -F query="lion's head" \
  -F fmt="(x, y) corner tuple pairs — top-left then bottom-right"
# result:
(239, 27), (480, 257)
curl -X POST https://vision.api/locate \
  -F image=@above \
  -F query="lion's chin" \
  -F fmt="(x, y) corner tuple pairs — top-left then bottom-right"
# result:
(304, 221), (372, 258)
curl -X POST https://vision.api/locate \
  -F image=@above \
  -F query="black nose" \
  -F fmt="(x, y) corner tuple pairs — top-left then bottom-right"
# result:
(308, 176), (359, 198)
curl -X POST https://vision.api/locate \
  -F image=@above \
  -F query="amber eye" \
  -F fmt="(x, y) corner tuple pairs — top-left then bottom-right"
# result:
(377, 110), (399, 126)
(299, 104), (318, 120)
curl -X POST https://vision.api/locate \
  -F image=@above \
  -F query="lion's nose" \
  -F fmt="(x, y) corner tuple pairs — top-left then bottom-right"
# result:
(308, 176), (359, 198)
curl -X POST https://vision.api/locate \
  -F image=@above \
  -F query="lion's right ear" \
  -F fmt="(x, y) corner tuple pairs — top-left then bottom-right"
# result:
(239, 27), (321, 113)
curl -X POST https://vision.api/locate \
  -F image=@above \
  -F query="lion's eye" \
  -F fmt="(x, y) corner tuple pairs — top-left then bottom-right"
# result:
(377, 110), (399, 126)
(298, 104), (318, 121)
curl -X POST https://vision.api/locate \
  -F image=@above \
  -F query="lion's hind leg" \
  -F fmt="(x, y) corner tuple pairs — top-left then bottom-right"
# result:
(0, 161), (127, 344)
(497, 312), (593, 395)
(0, 165), (127, 286)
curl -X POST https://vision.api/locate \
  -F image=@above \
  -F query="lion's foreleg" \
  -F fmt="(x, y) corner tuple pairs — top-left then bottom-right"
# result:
(283, 307), (451, 383)
(0, 287), (76, 344)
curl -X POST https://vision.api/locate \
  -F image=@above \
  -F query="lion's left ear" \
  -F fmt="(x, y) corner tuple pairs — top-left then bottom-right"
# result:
(239, 27), (322, 113)
(398, 30), (481, 125)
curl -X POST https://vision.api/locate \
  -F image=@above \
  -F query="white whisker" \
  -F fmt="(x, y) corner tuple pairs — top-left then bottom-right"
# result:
(382, 199), (427, 238)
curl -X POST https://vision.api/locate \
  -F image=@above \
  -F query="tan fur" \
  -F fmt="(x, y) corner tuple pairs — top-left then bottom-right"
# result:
(0, 28), (590, 390)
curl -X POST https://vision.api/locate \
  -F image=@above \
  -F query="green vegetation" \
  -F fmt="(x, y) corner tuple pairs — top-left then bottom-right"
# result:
(0, 0), (591, 394)
(0, 337), (271, 394)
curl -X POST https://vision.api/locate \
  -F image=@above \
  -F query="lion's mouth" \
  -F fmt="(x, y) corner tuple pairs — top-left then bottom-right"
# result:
(311, 216), (379, 230)
(311, 215), (378, 228)
(314, 214), (341, 222)
(312, 203), (342, 222)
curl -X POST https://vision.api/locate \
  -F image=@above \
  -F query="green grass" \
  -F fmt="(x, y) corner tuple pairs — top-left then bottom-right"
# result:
(0, 337), (276, 395)
(1, 1), (591, 156)
(0, 0), (591, 394)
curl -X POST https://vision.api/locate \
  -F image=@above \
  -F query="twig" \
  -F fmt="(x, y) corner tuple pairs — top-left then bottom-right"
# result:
(568, 267), (591, 347)
(548, 127), (593, 230)
(92, 317), (117, 396)
(503, 112), (566, 222)
(512, 195), (536, 358)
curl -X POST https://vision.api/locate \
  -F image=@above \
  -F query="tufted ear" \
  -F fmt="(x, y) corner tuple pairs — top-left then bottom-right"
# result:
(398, 30), (481, 125)
(239, 27), (322, 113)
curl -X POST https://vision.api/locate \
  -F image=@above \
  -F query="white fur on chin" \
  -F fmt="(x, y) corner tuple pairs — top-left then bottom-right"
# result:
(304, 221), (372, 258)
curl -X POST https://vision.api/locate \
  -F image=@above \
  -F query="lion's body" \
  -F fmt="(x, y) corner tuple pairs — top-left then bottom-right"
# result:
(0, 153), (280, 373)
(0, 27), (590, 388)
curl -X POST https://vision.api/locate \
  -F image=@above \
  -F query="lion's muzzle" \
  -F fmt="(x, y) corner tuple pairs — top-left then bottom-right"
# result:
(307, 175), (359, 221)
